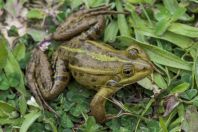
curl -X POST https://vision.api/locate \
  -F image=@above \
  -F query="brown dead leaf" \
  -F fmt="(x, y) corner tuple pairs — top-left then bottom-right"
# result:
(163, 95), (179, 116)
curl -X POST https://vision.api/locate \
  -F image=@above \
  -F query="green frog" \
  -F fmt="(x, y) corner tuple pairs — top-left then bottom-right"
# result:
(26, 6), (153, 123)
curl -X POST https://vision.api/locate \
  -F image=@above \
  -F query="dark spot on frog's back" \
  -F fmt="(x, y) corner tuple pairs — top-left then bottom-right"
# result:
(91, 78), (97, 82)
(70, 58), (79, 65)
(79, 72), (84, 76)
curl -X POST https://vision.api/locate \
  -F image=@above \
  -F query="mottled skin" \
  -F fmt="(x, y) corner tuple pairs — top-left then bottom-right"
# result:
(26, 6), (153, 123)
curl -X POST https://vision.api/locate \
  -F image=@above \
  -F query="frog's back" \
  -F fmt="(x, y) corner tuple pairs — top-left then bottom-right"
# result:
(62, 40), (130, 90)
(67, 40), (131, 71)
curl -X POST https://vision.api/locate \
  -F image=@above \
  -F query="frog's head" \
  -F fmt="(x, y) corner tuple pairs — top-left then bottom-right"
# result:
(117, 45), (153, 87)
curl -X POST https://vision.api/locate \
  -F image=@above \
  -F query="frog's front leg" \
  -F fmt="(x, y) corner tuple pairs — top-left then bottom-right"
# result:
(26, 48), (70, 103)
(90, 87), (117, 123)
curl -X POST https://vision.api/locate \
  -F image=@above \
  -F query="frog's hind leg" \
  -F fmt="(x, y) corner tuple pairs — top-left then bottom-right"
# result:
(26, 48), (70, 111)
(90, 87), (115, 123)
(26, 48), (56, 114)
(52, 5), (128, 41)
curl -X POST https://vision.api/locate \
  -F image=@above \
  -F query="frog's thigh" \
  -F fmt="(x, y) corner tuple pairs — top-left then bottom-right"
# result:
(90, 87), (115, 123)
(34, 50), (70, 100)
(49, 56), (70, 99)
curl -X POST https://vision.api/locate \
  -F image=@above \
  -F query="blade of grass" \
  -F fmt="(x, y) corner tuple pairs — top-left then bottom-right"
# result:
(137, 27), (194, 49)
(169, 23), (198, 38)
(128, 10), (194, 49)
(104, 20), (119, 43)
(163, 0), (192, 21)
(155, 6), (186, 35)
(159, 117), (168, 132)
(20, 111), (41, 132)
(135, 98), (154, 132)
(163, 0), (178, 13)
(194, 51), (198, 87)
(116, 0), (130, 36)
(0, 36), (8, 69)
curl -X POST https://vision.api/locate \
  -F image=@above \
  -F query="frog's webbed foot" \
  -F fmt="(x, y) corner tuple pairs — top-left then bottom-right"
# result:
(90, 87), (117, 123)
(26, 48), (70, 115)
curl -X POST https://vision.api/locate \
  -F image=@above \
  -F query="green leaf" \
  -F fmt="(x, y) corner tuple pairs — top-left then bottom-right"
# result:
(3, 40), (26, 95)
(170, 7), (186, 22)
(8, 25), (19, 37)
(153, 73), (168, 89)
(170, 82), (190, 94)
(155, 18), (171, 36)
(116, 0), (130, 36)
(70, 103), (89, 117)
(27, 29), (46, 41)
(195, 52), (198, 87)
(43, 118), (58, 132)
(0, 0), (4, 8)
(135, 99), (154, 131)
(18, 96), (27, 115)
(0, 72), (10, 90)
(127, 0), (155, 4)
(61, 113), (73, 128)
(0, 36), (8, 69)
(118, 36), (192, 71)
(154, 5), (171, 21)
(128, 18), (194, 49)
(159, 117), (168, 132)
(66, 83), (90, 117)
(0, 100), (16, 117)
(27, 9), (45, 19)
(0, 118), (24, 125)
(180, 89), (197, 100)
(87, 0), (107, 7)
(192, 96), (198, 108)
(163, 0), (179, 14)
(80, 116), (101, 132)
(104, 20), (119, 43)
(4, 55), (21, 87)
(155, 6), (186, 35)
(12, 43), (26, 62)
(169, 23), (198, 38)
(20, 111), (41, 132)
(137, 77), (154, 90)
(70, 0), (83, 9)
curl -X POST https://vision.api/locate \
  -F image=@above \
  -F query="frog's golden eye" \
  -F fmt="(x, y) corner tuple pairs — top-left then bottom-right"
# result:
(128, 48), (139, 57)
(122, 64), (134, 77)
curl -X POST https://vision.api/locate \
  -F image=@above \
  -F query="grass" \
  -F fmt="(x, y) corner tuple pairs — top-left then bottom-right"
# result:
(0, 0), (198, 131)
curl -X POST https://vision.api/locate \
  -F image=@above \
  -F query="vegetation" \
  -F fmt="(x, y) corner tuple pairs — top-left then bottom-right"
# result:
(0, 0), (198, 131)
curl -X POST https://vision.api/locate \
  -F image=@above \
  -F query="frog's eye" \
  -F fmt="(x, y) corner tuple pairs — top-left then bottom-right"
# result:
(123, 64), (134, 77)
(128, 48), (140, 57)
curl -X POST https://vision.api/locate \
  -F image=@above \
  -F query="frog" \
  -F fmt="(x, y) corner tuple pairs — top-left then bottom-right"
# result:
(26, 5), (153, 123)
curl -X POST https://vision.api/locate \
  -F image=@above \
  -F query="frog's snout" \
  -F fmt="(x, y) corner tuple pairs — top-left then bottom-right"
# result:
(133, 59), (153, 73)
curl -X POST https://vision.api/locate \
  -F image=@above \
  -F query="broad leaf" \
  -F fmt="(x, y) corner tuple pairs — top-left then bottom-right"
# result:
(20, 111), (41, 132)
